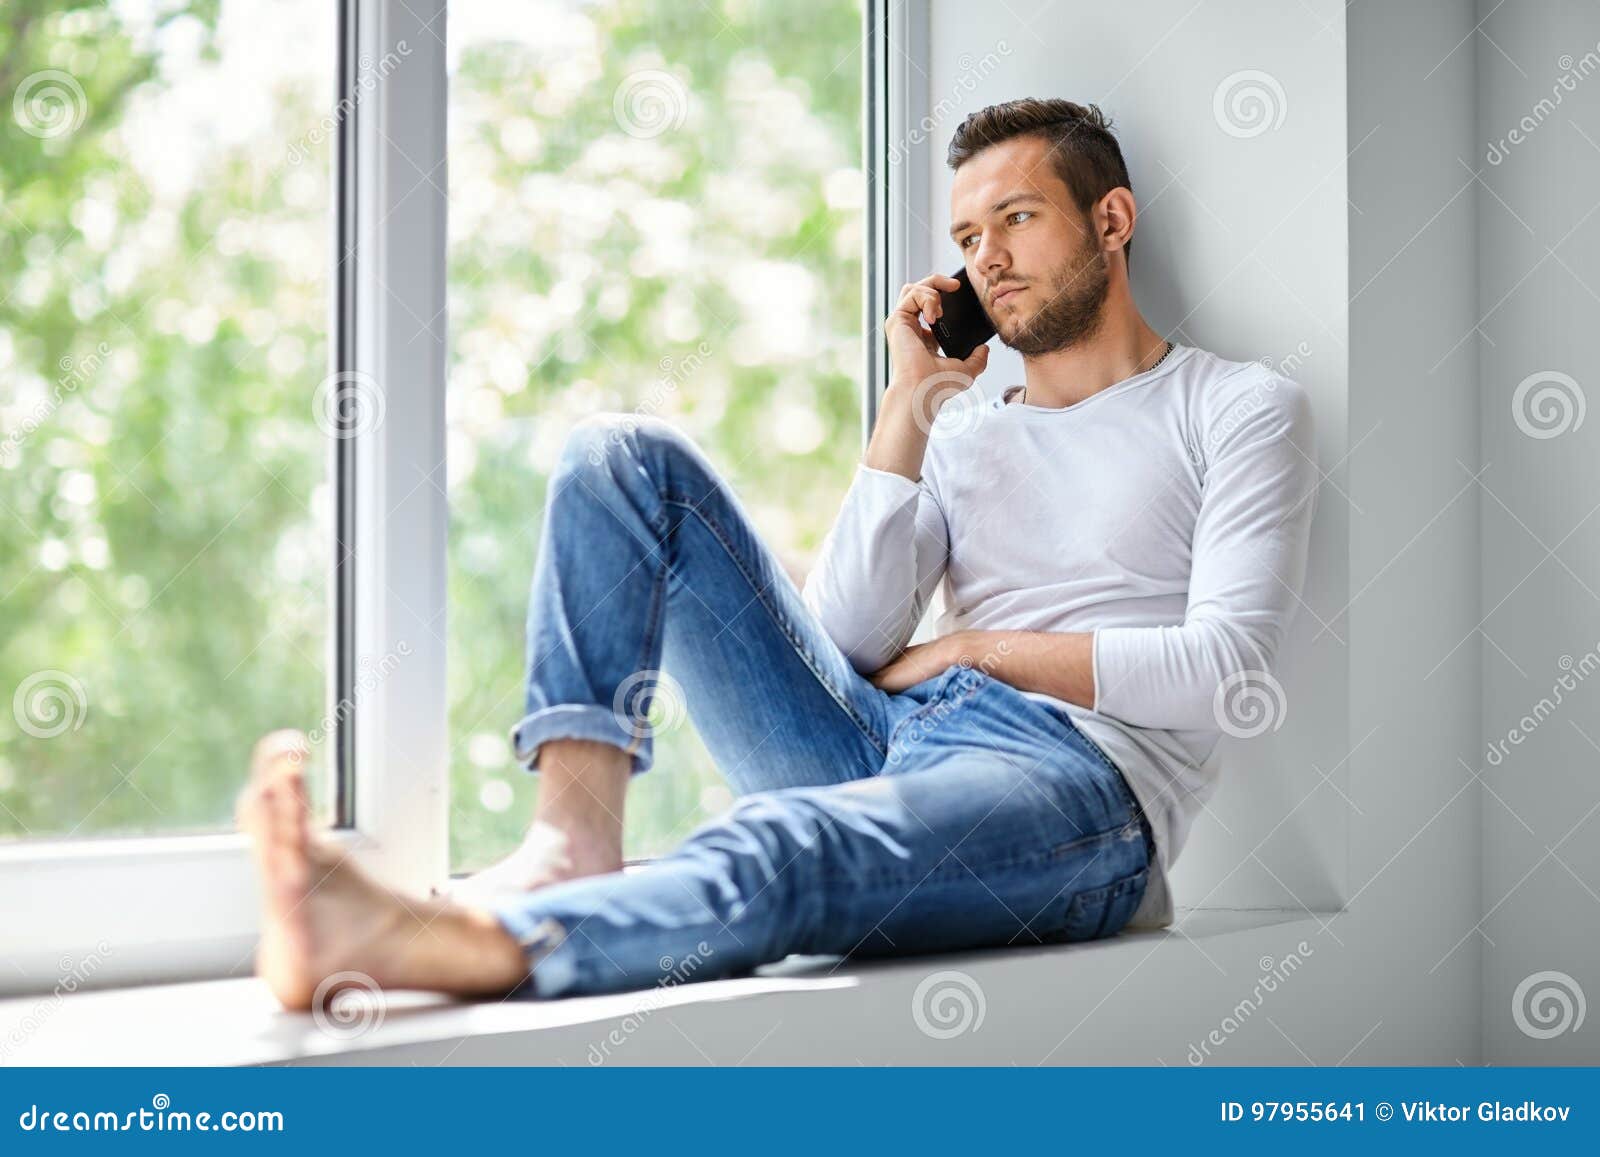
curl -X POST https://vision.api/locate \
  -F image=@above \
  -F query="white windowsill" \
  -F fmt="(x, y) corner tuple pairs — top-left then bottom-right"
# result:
(0, 908), (1334, 1067)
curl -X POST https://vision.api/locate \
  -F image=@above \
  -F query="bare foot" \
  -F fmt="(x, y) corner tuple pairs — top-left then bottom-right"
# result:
(433, 818), (623, 906)
(238, 730), (528, 1009)
(436, 738), (629, 905)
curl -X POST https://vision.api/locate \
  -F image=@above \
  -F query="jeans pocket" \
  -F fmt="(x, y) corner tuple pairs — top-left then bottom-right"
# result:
(885, 664), (983, 753)
(1055, 864), (1150, 942)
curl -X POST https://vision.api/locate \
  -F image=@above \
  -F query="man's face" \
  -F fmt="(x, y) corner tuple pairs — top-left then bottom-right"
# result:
(948, 135), (1112, 356)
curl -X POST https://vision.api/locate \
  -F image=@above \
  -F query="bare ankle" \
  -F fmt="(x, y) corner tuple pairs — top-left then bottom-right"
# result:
(534, 739), (629, 866)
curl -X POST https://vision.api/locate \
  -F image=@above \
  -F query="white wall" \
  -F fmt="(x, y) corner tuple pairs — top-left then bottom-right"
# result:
(1343, 0), (1485, 1061)
(1474, 0), (1600, 1064)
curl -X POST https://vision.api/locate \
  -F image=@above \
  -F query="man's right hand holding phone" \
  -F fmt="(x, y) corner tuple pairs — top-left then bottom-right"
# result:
(866, 272), (992, 481)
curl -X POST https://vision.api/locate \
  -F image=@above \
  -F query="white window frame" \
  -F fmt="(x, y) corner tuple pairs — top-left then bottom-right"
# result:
(0, 0), (448, 995)
(1, 0), (906, 995)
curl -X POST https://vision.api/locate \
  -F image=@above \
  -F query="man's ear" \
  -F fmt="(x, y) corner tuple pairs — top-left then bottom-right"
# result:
(1097, 187), (1137, 254)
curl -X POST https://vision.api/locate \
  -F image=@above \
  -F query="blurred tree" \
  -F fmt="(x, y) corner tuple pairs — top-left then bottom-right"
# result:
(1, 0), (331, 839)
(0, 0), (864, 870)
(446, 0), (865, 868)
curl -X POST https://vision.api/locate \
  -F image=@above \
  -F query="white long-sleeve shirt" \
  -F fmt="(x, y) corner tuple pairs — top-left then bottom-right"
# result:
(802, 343), (1319, 927)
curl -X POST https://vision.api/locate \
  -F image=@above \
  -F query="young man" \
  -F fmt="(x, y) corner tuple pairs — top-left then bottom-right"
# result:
(240, 98), (1318, 1006)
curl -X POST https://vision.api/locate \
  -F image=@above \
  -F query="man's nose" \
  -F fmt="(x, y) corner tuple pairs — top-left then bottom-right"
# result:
(973, 241), (1008, 284)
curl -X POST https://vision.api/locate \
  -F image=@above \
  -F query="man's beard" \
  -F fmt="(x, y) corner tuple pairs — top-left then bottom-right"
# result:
(996, 235), (1111, 357)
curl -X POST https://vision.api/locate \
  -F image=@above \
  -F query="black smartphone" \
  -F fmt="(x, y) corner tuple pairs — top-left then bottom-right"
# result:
(931, 267), (997, 360)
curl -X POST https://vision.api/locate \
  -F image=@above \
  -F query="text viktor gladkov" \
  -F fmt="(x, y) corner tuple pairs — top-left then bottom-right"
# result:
(1403, 1101), (1570, 1123)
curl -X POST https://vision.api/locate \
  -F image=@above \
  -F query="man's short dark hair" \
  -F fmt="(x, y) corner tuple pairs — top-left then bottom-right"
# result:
(946, 98), (1134, 268)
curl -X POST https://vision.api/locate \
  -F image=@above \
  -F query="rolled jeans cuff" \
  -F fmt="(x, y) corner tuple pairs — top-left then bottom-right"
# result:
(489, 909), (580, 999)
(508, 703), (652, 774)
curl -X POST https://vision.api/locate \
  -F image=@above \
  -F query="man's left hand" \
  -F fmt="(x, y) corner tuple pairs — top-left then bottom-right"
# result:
(867, 633), (968, 693)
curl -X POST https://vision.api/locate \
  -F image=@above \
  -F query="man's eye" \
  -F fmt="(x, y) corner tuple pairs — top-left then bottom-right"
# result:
(960, 211), (1032, 248)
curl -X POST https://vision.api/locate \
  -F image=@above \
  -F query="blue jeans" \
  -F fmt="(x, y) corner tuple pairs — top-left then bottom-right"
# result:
(490, 415), (1154, 998)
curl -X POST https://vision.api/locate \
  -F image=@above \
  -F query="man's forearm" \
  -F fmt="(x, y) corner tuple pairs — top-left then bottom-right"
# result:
(947, 629), (1097, 710)
(863, 378), (934, 480)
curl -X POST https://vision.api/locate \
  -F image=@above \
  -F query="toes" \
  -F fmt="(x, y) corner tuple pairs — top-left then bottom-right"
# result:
(250, 729), (310, 784)
(239, 730), (310, 835)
